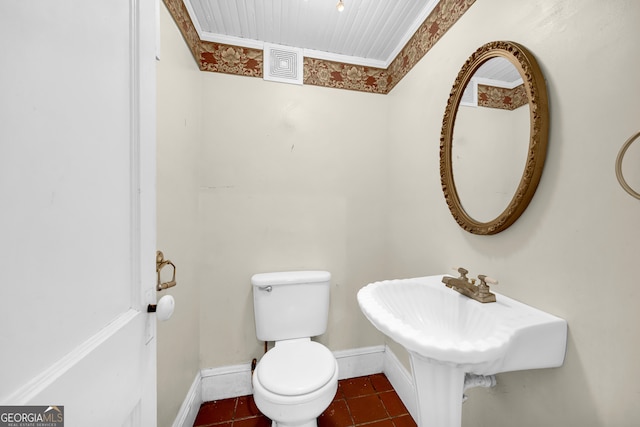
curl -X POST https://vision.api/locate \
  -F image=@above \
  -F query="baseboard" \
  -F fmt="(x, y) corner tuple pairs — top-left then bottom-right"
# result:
(334, 345), (385, 379)
(172, 345), (415, 427)
(201, 363), (254, 402)
(171, 372), (202, 427)
(199, 345), (387, 402)
(382, 345), (417, 420)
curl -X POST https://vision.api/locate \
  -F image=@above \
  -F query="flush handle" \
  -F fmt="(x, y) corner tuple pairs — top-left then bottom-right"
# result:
(259, 286), (273, 292)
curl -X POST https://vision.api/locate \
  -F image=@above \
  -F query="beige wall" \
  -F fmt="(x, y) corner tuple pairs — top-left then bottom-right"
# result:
(157, 3), (388, 424)
(388, 0), (640, 425)
(156, 4), (203, 425)
(197, 69), (390, 367)
(158, 0), (640, 425)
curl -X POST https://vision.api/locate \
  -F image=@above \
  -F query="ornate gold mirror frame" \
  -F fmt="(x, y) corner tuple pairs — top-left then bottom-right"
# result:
(440, 41), (549, 235)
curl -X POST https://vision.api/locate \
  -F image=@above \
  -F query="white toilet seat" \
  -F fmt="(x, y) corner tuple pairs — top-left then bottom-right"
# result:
(257, 340), (336, 396)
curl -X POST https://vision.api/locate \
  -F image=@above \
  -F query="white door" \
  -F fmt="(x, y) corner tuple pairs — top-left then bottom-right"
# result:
(0, 0), (157, 426)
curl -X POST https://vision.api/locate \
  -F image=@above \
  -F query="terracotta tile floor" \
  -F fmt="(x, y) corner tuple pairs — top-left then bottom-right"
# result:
(193, 374), (417, 427)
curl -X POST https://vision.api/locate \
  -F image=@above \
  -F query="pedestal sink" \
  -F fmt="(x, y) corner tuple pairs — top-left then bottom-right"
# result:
(357, 275), (567, 427)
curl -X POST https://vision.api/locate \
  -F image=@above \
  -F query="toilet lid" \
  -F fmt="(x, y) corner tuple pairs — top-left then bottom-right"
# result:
(257, 341), (336, 396)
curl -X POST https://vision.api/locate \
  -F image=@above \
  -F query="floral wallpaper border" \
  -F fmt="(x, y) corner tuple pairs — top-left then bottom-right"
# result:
(163, 0), (476, 94)
(478, 84), (528, 110)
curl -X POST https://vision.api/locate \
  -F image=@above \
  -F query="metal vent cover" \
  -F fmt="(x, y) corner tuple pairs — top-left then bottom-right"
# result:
(263, 43), (304, 85)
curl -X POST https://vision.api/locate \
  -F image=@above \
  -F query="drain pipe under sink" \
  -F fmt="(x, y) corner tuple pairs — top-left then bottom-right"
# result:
(463, 373), (497, 402)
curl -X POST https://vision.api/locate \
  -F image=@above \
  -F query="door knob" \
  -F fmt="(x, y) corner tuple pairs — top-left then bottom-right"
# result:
(147, 295), (175, 321)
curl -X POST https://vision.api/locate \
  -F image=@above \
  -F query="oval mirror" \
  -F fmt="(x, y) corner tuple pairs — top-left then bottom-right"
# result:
(440, 41), (549, 235)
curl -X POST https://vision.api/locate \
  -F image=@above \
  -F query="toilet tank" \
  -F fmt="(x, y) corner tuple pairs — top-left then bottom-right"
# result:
(252, 271), (331, 342)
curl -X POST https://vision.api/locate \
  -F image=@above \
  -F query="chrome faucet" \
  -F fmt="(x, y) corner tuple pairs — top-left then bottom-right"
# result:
(442, 267), (497, 303)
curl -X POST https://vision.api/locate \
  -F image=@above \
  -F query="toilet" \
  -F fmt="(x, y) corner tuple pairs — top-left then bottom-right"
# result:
(251, 271), (339, 427)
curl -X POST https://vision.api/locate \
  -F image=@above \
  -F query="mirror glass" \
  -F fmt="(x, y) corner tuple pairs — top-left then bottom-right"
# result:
(440, 41), (549, 235)
(453, 58), (529, 222)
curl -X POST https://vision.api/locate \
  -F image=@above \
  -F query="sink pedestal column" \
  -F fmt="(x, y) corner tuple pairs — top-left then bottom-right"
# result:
(409, 354), (466, 427)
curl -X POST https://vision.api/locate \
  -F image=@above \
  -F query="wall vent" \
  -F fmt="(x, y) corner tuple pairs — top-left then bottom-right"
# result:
(263, 43), (304, 85)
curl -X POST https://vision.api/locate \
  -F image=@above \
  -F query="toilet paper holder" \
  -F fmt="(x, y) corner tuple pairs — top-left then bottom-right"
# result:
(156, 250), (177, 291)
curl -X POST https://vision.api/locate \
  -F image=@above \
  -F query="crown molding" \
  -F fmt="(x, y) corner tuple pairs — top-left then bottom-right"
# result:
(163, 0), (476, 94)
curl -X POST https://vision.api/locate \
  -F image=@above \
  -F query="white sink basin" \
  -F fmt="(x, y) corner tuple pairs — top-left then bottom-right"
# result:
(357, 275), (567, 427)
(357, 275), (567, 374)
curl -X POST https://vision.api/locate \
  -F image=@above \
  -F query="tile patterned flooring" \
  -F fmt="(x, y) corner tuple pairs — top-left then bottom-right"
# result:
(193, 374), (417, 427)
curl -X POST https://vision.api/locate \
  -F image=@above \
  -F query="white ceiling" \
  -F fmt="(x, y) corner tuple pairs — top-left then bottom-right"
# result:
(475, 57), (523, 88)
(183, 0), (441, 68)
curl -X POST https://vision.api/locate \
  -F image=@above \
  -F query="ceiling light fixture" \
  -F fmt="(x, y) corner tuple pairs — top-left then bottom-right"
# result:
(336, 0), (344, 12)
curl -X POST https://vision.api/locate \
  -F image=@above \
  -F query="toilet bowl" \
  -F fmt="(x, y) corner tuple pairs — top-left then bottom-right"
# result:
(253, 339), (338, 427)
(251, 271), (338, 427)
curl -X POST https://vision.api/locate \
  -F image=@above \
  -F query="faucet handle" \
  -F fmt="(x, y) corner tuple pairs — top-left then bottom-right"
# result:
(477, 275), (498, 286)
(452, 266), (469, 278)
(476, 275), (498, 302)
